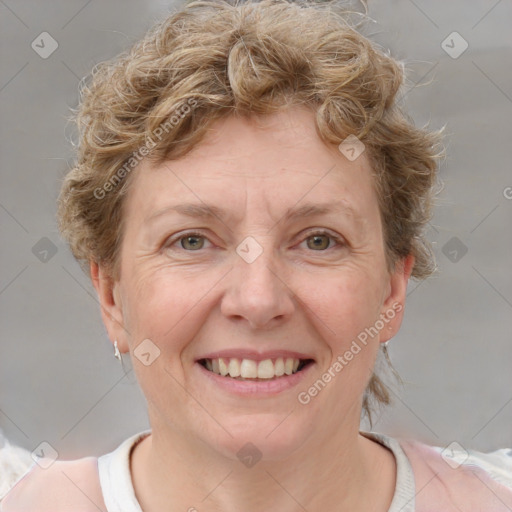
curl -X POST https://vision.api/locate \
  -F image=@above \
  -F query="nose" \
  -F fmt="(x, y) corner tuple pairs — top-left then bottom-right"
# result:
(220, 249), (295, 330)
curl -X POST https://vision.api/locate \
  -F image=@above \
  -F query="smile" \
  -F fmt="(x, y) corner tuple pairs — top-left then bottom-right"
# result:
(199, 357), (314, 380)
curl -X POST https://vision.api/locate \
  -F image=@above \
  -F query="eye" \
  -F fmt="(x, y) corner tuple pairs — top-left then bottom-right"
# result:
(163, 229), (343, 253)
(301, 230), (344, 251)
(165, 232), (212, 251)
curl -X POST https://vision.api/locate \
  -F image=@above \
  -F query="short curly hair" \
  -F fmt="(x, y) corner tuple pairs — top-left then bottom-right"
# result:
(57, 0), (444, 424)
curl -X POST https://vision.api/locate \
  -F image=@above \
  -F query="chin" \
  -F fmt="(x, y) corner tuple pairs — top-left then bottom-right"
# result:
(203, 412), (315, 463)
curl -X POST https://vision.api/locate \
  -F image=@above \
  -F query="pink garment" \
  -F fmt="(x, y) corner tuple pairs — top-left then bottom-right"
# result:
(2, 433), (511, 511)
(400, 439), (512, 511)
(1, 456), (106, 511)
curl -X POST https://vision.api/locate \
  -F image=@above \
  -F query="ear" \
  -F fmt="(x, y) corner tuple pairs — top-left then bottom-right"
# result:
(90, 261), (129, 354)
(379, 254), (415, 344)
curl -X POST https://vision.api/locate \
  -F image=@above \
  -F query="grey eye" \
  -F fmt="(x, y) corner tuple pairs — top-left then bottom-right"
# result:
(306, 234), (331, 250)
(180, 235), (205, 250)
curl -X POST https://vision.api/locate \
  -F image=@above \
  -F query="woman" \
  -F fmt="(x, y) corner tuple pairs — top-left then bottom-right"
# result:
(2, 0), (511, 510)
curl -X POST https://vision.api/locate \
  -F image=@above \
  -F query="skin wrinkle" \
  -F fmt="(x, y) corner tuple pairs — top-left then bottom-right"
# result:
(143, 200), (369, 236)
(45, 2), (449, 508)
(91, 107), (413, 512)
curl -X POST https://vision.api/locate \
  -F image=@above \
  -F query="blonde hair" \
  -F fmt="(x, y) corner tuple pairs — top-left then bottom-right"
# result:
(57, 0), (444, 424)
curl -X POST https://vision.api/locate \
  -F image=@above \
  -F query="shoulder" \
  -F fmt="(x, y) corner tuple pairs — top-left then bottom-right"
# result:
(1, 456), (106, 512)
(399, 438), (512, 511)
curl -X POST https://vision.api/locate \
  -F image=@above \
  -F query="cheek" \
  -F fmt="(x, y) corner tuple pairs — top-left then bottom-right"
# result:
(122, 269), (216, 348)
(297, 270), (384, 350)
(121, 272), (207, 402)
(298, 273), (384, 410)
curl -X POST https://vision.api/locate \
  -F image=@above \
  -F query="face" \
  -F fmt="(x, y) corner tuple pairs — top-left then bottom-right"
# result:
(93, 106), (412, 461)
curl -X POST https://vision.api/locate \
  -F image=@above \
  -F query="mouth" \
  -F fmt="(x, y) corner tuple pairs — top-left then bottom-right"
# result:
(198, 357), (315, 381)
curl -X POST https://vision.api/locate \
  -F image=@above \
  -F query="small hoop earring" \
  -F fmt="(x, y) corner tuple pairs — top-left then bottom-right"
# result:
(114, 340), (122, 361)
(383, 326), (393, 348)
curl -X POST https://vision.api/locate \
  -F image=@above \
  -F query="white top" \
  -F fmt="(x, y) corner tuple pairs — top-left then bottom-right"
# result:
(2, 429), (511, 510)
(97, 430), (418, 512)
(97, 430), (151, 512)
(97, 430), (512, 511)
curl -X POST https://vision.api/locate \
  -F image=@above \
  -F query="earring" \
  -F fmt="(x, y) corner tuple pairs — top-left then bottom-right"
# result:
(114, 340), (122, 361)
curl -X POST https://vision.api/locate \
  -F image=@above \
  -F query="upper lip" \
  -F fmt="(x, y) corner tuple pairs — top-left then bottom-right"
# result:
(196, 349), (315, 362)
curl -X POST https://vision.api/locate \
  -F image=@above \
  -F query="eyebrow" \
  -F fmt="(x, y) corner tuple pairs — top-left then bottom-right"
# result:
(145, 200), (365, 228)
(280, 202), (362, 225)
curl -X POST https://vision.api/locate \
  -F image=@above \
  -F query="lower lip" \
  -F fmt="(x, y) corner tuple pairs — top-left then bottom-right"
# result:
(194, 361), (315, 397)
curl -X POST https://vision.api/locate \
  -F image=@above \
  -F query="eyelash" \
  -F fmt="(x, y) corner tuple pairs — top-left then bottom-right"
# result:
(164, 229), (345, 252)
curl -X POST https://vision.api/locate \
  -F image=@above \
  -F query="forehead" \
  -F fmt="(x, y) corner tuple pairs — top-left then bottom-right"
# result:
(125, 107), (378, 226)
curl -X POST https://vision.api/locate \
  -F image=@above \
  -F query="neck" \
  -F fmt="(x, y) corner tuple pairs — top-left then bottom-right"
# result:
(131, 411), (395, 512)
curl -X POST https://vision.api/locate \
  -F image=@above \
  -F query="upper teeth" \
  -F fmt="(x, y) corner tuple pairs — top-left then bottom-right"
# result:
(205, 357), (302, 379)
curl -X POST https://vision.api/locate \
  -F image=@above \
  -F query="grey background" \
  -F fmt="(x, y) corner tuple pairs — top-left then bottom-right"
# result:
(0, 0), (511, 460)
